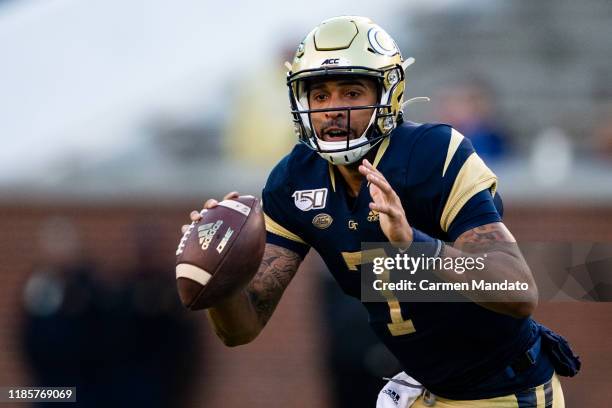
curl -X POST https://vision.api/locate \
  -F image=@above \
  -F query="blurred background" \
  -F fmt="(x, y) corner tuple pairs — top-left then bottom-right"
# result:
(1, 0), (611, 406)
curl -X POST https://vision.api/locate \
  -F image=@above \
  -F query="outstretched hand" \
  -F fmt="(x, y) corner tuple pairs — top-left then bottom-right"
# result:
(358, 159), (413, 247)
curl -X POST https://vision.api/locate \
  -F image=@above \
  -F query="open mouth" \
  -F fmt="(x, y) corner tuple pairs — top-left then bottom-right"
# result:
(322, 128), (352, 141)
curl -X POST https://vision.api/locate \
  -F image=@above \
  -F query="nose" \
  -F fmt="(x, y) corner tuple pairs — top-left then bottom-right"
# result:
(324, 93), (345, 120)
(325, 110), (344, 120)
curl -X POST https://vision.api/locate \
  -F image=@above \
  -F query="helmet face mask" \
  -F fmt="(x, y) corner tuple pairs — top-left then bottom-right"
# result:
(287, 16), (407, 165)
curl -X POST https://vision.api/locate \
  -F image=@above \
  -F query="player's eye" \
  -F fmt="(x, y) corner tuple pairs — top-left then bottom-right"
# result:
(312, 93), (328, 103)
(346, 90), (361, 98)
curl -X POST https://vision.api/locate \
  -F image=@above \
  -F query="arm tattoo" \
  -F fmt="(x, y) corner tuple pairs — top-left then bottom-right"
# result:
(246, 244), (302, 327)
(455, 222), (515, 245)
(453, 222), (518, 256)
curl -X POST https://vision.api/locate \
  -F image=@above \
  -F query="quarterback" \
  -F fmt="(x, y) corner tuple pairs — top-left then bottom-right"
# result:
(186, 16), (580, 407)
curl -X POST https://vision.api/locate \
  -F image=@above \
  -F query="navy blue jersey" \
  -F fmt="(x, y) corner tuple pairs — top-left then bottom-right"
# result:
(261, 122), (552, 399)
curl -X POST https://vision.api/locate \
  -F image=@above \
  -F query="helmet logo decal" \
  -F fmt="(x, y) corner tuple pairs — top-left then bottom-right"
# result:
(295, 43), (305, 59)
(367, 27), (398, 57)
(321, 58), (340, 65)
(319, 57), (351, 66)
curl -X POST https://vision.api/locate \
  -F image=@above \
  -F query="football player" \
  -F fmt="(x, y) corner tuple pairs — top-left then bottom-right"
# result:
(186, 16), (579, 407)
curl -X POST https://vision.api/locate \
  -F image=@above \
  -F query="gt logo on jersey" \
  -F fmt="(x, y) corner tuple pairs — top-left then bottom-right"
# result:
(292, 188), (328, 211)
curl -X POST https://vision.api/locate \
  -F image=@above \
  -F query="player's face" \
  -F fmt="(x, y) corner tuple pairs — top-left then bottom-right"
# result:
(308, 77), (378, 142)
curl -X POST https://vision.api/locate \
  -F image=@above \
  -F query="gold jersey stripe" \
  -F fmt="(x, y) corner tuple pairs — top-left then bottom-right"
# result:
(411, 381), (537, 406)
(341, 248), (387, 271)
(387, 300), (404, 322)
(440, 152), (498, 233)
(366, 137), (392, 188)
(263, 212), (307, 244)
(411, 373), (563, 407)
(550, 374), (564, 407)
(414, 392), (519, 407)
(328, 163), (337, 192)
(443, 128), (465, 177)
(535, 381), (546, 407)
(372, 136), (391, 169)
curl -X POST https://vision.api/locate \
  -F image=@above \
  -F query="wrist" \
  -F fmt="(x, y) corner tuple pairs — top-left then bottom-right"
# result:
(390, 221), (413, 249)
(401, 228), (443, 258)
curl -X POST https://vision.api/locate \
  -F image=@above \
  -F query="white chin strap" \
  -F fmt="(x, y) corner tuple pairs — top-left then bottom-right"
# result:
(315, 136), (376, 165)
(312, 107), (379, 165)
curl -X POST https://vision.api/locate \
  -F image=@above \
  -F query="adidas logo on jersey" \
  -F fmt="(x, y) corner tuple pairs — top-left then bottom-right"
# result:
(368, 209), (380, 222)
(382, 388), (400, 405)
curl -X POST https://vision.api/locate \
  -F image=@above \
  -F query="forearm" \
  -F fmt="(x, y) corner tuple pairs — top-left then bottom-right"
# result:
(436, 244), (538, 317)
(405, 223), (537, 318)
(206, 289), (262, 347)
(205, 243), (302, 346)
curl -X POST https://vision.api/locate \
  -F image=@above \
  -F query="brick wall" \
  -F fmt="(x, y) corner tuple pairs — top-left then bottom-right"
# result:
(0, 202), (610, 407)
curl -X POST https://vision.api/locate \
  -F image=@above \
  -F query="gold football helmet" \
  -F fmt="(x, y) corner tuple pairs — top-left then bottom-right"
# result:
(287, 16), (411, 165)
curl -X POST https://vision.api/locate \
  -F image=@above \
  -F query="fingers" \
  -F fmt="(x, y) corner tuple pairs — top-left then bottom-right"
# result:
(182, 208), (205, 233)
(203, 191), (240, 209)
(362, 158), (376, 170)
(190, 210), (203, 221)
(369, 201), (403, 220)
(358, 163), (370, 177)
(223, 191), (240, 201)
(366, 172), (394, 194)
(185, 192), (240, 231)
(369, 201), (392, 215)
(361, 159), (382, 176)
(359, 159), (397, 198)
(359, 159), (388, 183)
(186, 199), (214, 227)
(204, 198), (218, 209)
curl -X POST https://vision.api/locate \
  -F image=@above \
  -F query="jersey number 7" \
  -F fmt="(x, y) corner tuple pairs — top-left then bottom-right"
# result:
(342, 249), (416, 336)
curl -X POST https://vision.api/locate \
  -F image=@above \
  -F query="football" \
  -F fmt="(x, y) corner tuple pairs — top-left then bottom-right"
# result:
(175, 195), (265, 310)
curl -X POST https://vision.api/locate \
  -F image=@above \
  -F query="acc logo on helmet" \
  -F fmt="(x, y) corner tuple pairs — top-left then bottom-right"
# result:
(319, 58), (351, 66)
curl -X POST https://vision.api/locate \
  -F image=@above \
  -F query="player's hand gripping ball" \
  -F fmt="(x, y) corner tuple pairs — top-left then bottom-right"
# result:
(176, 194), (265, 310)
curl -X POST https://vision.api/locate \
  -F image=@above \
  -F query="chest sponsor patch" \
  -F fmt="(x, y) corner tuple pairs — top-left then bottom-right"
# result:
(312, 213), (333, 229)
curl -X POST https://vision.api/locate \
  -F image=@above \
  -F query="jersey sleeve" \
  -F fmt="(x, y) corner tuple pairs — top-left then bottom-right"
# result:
(410, 124), (499, 239)
(437, 126), (499, 236)
(261, 156), (311, 258)
(446, 189), (503, 241)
